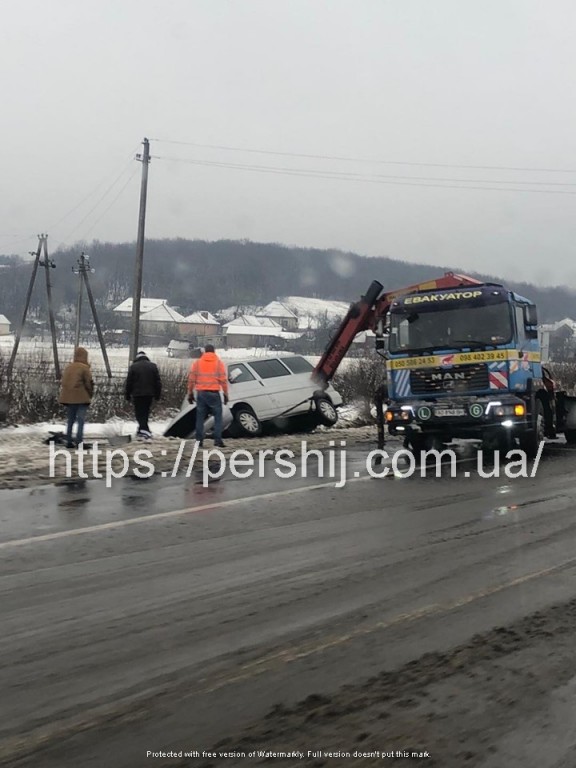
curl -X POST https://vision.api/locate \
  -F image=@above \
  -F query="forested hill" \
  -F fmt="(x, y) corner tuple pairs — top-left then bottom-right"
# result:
(0, 238), (572, 323)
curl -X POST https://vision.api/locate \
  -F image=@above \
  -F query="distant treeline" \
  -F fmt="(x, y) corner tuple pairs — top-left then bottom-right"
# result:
(0, 238), (572, 324)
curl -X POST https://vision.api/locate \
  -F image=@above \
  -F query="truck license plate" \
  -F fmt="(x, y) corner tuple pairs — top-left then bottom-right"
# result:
(434, 407), (466, 417)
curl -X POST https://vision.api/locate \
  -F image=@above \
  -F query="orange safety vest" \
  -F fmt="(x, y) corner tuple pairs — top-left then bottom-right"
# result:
(188, 352), (228, 395)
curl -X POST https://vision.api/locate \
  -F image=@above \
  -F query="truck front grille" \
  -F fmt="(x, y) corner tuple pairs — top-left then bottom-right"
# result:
(410, 364), (489, 394)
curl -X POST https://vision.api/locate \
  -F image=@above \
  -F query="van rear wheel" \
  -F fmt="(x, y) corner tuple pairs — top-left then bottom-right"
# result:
(231, 406), (262, 437)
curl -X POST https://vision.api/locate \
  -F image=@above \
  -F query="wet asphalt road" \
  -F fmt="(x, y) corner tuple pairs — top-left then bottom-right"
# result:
(2, 439), (576, 766)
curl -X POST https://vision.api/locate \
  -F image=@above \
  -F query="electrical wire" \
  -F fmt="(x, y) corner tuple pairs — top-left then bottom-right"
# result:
(53, 161), (139, 250)
(151, 138), (576, 175)
(154, 155), (576, 196)
(49, 147), (139, 231)
(79, 169), (139, 242)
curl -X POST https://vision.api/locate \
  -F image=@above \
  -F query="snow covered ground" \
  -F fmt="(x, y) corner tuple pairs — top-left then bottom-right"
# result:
(0, 336), (368, 375)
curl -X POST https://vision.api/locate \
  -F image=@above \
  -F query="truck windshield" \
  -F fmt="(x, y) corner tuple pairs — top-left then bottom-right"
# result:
(389, 301), (513, 353)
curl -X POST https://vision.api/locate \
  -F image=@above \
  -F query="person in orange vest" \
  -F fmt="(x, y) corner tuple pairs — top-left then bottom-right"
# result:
(187, 344), (229, 447)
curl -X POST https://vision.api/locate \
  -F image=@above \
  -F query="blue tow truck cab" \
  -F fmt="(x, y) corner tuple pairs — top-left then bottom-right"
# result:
(384, 283), (576, 455)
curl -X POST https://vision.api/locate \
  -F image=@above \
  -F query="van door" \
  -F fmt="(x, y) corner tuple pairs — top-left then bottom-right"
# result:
(227, 362), (275, 419)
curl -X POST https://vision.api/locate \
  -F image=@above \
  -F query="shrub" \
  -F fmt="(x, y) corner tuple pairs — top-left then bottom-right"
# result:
(333, 356), (387, 419)
(0, 352), (186, 424)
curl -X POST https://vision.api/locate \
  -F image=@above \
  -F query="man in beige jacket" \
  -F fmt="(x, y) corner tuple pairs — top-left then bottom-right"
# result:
(59, 346), (94, 447)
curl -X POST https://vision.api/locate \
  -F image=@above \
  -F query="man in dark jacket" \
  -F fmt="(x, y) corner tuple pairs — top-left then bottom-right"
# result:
(125, 351), (162, 438)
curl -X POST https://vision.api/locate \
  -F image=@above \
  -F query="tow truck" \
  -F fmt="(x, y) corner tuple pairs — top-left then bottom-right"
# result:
(313, 273), (576, 457)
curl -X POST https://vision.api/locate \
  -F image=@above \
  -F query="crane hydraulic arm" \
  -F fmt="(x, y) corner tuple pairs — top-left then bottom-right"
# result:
(312, 272), (484, 386)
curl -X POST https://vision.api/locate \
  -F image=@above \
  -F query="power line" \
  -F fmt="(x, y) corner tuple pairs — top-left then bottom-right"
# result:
(49, 147), (139, 231)
(80, 169), (139, 241)
(151, 138), (576, 175)
(0, 146), (140, 254)
(54, 161), (139, 250)
(154, 155), (576, 196)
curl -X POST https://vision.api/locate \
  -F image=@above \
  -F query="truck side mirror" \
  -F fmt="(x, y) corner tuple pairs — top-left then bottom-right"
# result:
(524, 305), (538, 327)
(523, 305), (538, 339)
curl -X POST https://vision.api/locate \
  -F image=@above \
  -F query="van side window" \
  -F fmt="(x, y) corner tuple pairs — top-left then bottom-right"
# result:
(249, 360), (291, 379)
(228, 363), (256, 383)
(281, 356), (314, 374)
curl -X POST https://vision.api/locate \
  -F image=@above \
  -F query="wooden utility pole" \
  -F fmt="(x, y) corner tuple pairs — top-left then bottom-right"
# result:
(73, 252), (112, 378)
(8, 234), (60, 380)
(7, 237), (43, 378)
(40, 236), (61, 379)
(74, 258), (84, 348)
(129, 137), (150, 362)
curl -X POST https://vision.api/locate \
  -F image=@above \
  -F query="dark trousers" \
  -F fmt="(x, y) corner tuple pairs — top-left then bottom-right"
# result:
(66, 404), (88, 444)
(133, 396), (153, 433)
(196, 390), (223, 442)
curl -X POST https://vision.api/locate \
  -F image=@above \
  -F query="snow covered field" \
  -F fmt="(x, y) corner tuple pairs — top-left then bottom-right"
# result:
(0, 336), (330, 375)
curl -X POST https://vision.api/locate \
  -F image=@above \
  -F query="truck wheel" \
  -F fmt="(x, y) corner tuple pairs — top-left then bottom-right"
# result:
(314, 396), (338, 427)
(565, 429), (576, 444)
(231, 406), (262, 437)
(519, 400), (545, 458)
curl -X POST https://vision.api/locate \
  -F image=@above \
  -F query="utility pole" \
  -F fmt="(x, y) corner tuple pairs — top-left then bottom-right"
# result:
(72, 252), (112, 378)
(74, 256), (84, 348)
(129, 137), (150, 362)
(7, 237), (43, 378)
(40, 236), (61, 380)
(8, 234), (60, 380)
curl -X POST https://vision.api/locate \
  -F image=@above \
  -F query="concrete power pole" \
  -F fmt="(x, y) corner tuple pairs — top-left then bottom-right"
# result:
(129, 137), (151, 362)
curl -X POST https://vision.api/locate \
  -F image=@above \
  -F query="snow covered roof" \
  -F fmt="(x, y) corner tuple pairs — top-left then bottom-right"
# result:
(257, 301), (298, 320)
(216, 297), (349, 326)
(183, 311), (220, 325)
(113, 298), (186, 323)
(142, 304), (187, 323)
(223, 315), (282, 329)
(540, 318), (576, 332)
(278, 296), (349, 329)
(114, 298), (166, 313)
(0, 315), (10, 325)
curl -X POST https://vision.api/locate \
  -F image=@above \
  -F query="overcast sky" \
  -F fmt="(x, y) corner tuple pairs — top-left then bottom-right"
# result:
(2, 0), (576, 286)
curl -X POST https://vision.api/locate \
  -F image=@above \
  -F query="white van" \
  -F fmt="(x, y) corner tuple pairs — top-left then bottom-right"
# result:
(226, 355), (343, 436)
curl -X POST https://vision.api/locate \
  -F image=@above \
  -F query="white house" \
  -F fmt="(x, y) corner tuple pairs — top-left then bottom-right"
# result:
(257, 301), (299, 331)
(113, 298), (186, 336)
(538, 318), (576, 363)
(0, 314), (11, 335)
(182, 311), (221, 338)
(223, 315), (301, 348)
